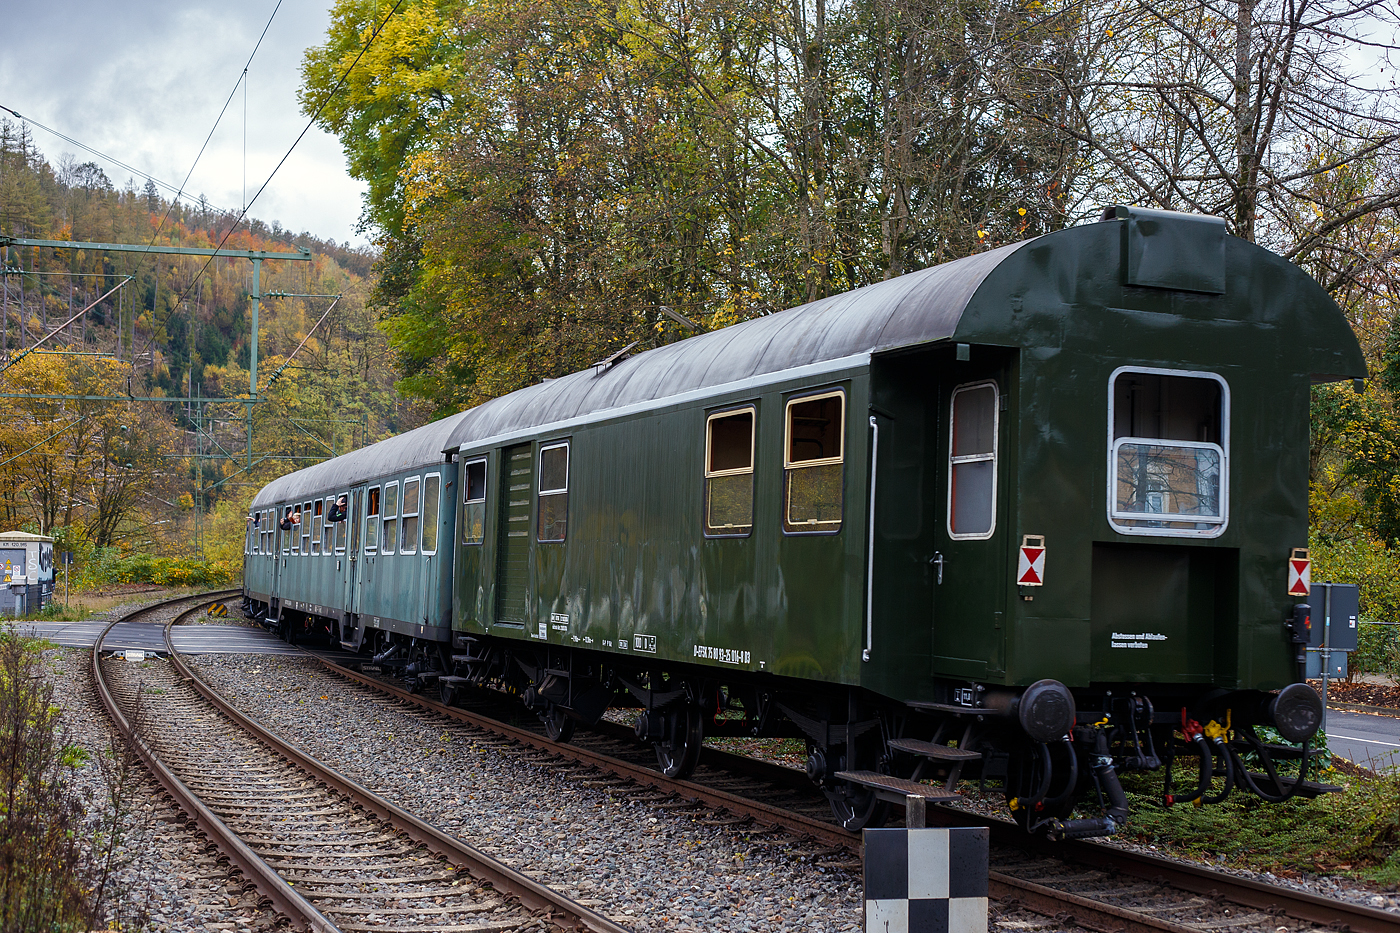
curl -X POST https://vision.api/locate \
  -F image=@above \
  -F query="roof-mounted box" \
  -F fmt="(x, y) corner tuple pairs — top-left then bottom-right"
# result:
(1103, 204), (1226, 295)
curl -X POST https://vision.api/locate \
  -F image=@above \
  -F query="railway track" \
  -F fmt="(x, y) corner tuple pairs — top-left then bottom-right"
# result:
(286, 648), (1400, 933)
(92, 592), (628, 933)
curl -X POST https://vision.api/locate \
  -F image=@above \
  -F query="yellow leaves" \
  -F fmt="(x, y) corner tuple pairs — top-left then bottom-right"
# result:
(1018, 207), (1027, 217)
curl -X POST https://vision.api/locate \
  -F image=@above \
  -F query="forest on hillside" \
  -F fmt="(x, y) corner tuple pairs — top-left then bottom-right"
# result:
(301, 0), (1400, 647)
(0, 119), (414, 581)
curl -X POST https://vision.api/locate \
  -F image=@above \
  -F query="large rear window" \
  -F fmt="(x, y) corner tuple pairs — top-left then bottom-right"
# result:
(1109, 368), (1228, 537)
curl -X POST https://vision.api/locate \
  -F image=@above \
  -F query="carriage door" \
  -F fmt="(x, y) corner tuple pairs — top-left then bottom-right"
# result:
(346, 486), (366, 617)
(271, 507), (285, 597)
(495, 443), (533, 626)
(931, 363), (1010, 680)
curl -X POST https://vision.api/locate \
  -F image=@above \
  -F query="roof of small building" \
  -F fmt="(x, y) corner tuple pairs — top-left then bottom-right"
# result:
(0, 532), (54, 543)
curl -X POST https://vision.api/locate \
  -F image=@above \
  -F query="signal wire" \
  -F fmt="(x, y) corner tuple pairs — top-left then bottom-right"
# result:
(0, 104), (212, 207)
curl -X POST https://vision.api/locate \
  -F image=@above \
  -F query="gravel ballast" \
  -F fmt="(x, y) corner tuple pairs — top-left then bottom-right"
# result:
(42, 622), (283, 929)
(190, 653), (865, 932)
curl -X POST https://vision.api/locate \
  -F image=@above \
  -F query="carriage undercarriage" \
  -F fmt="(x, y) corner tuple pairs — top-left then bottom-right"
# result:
(250, 598), (1335, 837)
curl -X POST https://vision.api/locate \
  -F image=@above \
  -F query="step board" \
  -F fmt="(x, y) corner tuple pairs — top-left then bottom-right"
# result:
(888, 738), (982, 761)
(834, 771), (961, 805)
(438, 675), (471, 686)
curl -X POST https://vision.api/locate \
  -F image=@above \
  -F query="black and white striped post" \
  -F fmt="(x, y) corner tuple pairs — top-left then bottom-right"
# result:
(864, 794), (988, 933)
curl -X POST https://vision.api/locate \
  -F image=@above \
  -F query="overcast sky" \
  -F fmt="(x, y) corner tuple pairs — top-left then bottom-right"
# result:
(0, 2), (368, 246)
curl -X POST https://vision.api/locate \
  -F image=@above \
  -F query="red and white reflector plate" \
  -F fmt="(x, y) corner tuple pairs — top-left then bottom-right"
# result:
(1287, 548), (1310, 597)
(1017, 535), (1046, 586)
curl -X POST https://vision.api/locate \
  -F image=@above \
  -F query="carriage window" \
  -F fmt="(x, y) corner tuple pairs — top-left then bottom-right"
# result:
(1110, 368), (1228, 536)
(422, 474), (441, 554)
(348, 493), (361, 554)
(302, 502), (313, 553)
(365, 486), (381, 551)
(324, 498), (337, 554)
(538, 443), (569, 542)
(462, 460), (487, 545)
(382, 482), (399, 554)
(312, 500), (324, 554)
(784, 391), (844, 532)
(948, 382), (998, 539)
(706, 408), (755, 536)
(283, 509), (293, 554)
(333, 496), (347, 553)
(401, 478), (420, 555)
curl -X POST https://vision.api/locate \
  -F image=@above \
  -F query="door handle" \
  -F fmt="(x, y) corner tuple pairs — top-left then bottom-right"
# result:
(930, 552), (945, 585)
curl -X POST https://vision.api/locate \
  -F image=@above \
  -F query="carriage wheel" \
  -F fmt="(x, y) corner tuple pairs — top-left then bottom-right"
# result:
(541, 704), (575, 743)
(440, 680), (458, 707)
(653, 703), (705, 779)
(823, 780), (889, 832)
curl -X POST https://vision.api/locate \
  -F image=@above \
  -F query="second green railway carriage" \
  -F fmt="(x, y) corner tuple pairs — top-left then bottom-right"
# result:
(248, 205), (1364, 836)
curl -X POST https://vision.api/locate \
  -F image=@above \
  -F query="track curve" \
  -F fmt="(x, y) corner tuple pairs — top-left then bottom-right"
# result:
(92, 592), (630, 933)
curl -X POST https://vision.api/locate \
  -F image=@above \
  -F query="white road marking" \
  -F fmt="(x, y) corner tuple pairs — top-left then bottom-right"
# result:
(1328, 734), (1400, 748)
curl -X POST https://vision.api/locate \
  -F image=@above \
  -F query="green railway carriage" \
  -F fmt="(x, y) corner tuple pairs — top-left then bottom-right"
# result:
(246, 206), (1364, 837)
(245, 414), (465, 651)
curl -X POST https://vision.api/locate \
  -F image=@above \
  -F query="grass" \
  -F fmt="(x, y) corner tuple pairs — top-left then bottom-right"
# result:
(1111, 763), (1400, 883)
(8, 586), (208, 624)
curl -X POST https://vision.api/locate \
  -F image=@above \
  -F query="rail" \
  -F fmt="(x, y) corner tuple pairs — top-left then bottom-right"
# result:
(307, 652), (1400, 933)
(93, 591), (631, 933)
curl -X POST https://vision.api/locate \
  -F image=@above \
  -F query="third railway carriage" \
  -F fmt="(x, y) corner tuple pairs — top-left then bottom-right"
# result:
(245, 205), (1365, 837)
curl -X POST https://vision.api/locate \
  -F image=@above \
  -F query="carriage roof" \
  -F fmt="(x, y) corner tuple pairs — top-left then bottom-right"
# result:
(252, 207), (1364, 508)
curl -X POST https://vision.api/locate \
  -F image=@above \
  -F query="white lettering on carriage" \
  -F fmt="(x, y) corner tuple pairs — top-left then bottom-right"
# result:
(692, 644), (751, 665)
(1110, 631), (1167, 649)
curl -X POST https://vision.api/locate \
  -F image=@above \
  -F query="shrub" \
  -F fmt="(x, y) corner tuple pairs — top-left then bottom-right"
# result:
(0, 635), (98, 929)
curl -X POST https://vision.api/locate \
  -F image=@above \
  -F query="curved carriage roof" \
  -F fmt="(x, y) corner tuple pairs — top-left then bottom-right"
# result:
(251, 208), (1365, 508)
(440, 240), (1022, 451)
(250, 411), (470, 509)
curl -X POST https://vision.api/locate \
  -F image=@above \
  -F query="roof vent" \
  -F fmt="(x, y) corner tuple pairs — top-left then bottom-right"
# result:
(1103, 204), (1226, 295)
(592, 339), (640, 374)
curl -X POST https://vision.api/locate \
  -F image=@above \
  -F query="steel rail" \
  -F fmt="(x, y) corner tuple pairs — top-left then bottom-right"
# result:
(1060, 836), (1400, 933)
(919, 799), (1400, 933)
(308, 653), (1400, 933)
(988, 873), (1199, 933)
(306, 655), (855, 849)
(303, 657), (1217, 932)
(90, 591), (337, 933)
(167, 623), (631, 933)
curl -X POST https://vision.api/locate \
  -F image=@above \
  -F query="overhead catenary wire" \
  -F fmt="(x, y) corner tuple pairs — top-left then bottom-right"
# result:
(1, 276), (132, 375)
(154, 0), (407, 345)
(0, 1), (285, 374)
(262, 294), (342, 392)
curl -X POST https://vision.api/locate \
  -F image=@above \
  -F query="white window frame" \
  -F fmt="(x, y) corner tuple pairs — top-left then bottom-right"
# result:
(537, 441), (570, 543)
(462, 458), (488, 546)
(704, 405), (756, 538)
(382, 481), (399, 555)
(1107, 365), (1230, 539)
(946, 380), (1000, 541)
(421, 472), (441, 555)
(364, 486), (381, 553)
(311, 499), (324, 555)
(401, 476), (421, 555)
(333, 495), (347, 554)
